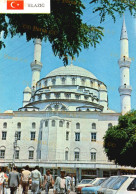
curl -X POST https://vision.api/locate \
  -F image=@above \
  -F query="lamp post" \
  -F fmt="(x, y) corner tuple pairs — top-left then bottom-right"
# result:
(12, 132), (18, 168)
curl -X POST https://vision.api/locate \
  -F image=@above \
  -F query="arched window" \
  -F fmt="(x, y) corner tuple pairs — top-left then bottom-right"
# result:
(54, 104), (59, 110)
(45, 120), (48, 127)
(66, 122), (69, 128)
(3, 122), (7, 128)
(55, 93), (60, 98)
(44, 80), (47, 87)
(81, 78), (85, 85)
(38, 95), (41, 101)
(59, 121), (63, 127)
(46, 94), (50, 99)
(108, 123), (112, 128)
(17, 122), (21, 129)
(39, 83), (41, 88)
(65, 93), (71, 98)
(76, 122), (80, 129)
(52, 120), (55, 127)
(62, 77), (66, 85)
(72, 78), (76, 85)
(90, 81), (93, 87)
(32, 122), (36, 129)
(52, 79), (56, 85)
(92, 123), (96, 129)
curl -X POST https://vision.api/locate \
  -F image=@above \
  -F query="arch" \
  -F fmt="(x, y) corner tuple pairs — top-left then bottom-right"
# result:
(81, 78), (85, 85)
(44, 80), (48, 87)
(52, 78), (56, 85)
(66, 122), (69, 128)
(65, 147), (69, 151)
(0, 146), (6, 150)
(72, 77), (76, 85)
(32, 122), (36, 129)
(108, 123), (113, 128)
(45, 103), (68, 111)
(17, 122), (21, 129)
(16, 146), (20, 151)
(74, 147), (80, 152)
(90, 148), (97, 152)
(28, 146), (34, 151)
(52, 120), (55, 127)
(92, 123), (96, 129)
(76, 122), (80, 129)
(3, 122), (7, 128)
(62, 77), (66, 84)
(59, 120), (63, 127)
(45, 120), (48, 127)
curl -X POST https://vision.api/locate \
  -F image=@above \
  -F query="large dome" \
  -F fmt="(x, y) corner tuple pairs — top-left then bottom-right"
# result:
(46, 64), (97, 79)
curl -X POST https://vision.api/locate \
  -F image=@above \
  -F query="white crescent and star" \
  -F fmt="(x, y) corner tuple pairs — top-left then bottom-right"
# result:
(10, 1), (20, 8)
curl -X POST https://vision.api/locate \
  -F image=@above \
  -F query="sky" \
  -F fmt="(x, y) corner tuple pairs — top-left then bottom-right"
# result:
(0, 2), (136, 113)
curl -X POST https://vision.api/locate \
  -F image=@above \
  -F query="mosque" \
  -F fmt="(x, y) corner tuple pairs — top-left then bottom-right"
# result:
(0, 18), (135, 180)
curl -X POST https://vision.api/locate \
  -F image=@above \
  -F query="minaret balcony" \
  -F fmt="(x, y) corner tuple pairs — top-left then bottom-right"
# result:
(118, 85), (132, 95)
(31, 61), (43, 71)
(118, 58), (131, 68)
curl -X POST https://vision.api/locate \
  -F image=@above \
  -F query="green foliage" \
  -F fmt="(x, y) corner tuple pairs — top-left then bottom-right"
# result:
(90, 0), (136, 23)
(0, 0), (136, 64)
(104, 110), (136, 167)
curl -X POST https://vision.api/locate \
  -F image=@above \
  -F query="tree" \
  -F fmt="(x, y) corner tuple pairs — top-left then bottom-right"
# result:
(104, 110), (136, 167)
(0, 0), (136, 65)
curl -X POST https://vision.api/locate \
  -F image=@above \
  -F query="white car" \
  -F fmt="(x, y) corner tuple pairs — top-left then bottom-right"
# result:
(97, 176), (119, 194)
(105, 175), (136, 194)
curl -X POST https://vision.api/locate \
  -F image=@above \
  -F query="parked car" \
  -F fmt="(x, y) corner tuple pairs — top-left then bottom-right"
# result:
(77, 178), (105, 194)
(75, 179), (93, 193)
(105, 175), (136, 194)
(81, 178), (107, 194)
(97, 176), (119, 194)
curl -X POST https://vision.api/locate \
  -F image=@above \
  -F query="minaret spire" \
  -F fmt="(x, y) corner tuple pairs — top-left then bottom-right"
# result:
(118, 17), (132, 115)
(31, 39), (43, 90)
(120, 16), (128, 40)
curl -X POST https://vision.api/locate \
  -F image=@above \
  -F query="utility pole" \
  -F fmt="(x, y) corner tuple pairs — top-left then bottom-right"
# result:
(12, 131), (18, 168)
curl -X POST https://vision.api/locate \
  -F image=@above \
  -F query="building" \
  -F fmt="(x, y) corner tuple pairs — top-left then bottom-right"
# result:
(0, 19), (135, 180)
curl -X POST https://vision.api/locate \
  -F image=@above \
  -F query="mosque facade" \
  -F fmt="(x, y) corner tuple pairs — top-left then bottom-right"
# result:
(0, 19), (135, 179)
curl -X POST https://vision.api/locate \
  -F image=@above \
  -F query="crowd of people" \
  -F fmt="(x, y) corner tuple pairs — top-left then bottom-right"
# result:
(0, 166), (75, 194)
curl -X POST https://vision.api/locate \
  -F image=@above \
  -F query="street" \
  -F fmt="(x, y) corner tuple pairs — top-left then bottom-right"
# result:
(5, 188), (76, 194)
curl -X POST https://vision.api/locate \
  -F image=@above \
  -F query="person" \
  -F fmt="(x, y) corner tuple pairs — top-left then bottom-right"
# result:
(29, 166), (41, 194)
(21, 165), (31, 194)
(8, 166), (20, 194)
(53, 170), (70, 194)
(0, 167), (5, 194)
(70, 174), (75, 191)
(43, 169), (54, 194)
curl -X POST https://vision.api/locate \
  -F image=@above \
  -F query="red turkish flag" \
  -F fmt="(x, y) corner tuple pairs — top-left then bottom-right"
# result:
(7, 0), (24, 10)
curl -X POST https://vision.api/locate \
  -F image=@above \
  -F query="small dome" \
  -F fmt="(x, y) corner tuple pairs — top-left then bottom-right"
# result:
(46, 64), (97, 79)
(24, 86), (31, 93)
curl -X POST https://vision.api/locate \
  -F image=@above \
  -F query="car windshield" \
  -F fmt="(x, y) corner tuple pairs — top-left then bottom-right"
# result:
(101, 176), (119, 188)
(80, 179), (92, 184)
(110, 176), (128, 190)
(93, 179), (106, 186)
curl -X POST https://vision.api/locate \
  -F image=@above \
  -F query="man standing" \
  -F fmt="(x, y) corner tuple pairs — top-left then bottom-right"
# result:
(21, 165), (31, 194)
(8, 166), (20, 194)
(0, 167), (5, 194)
(54, 170), (70, 194)
(30, 166), (41, 194)
(70, 175), (75, 191)
(43, 169), (54, 194)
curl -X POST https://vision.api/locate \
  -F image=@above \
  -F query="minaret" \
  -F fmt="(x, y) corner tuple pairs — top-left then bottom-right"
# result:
(118, 18), (132, 115)
(31, 39), (43, 90)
